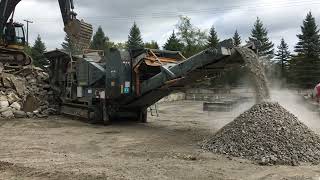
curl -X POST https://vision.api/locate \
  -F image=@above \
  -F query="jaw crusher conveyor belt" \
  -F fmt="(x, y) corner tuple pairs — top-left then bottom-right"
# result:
(124, 39), (248, 109)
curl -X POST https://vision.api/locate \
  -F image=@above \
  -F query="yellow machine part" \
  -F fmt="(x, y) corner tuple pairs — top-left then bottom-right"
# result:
(0, 47), (31, 66)
(7, 44), (24, 50)
(64, 19), (93, 50)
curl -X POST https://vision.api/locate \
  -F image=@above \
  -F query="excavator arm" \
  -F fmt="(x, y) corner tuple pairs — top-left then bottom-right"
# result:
(58, 0), (75, 26)
(0, 0), (92, 66)
(58, 0), (93, 49)
(0, 0), (20, 36)
(0, 0), (92, 48)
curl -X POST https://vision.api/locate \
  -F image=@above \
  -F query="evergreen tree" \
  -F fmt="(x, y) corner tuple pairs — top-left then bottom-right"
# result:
(31, 35), (48, 69)
(163, 31), (184, 51)
(90, 26), (108, 51)
(127, 22), (144, 50)
(145, 40), (159, 49)
(250, 17), (274, 56)
(233, 30), (241, 46)
(295, 12), (320, 58)
(275, 38), (291, 78)
(288, 56), (320, 88)
(290, 12), (320, 88)
(61, 34), (80, 54)
(207, 25), (219, 48)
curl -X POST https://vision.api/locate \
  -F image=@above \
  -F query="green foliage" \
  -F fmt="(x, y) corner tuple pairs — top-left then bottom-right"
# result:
(31, 35), (48, 69)
(145, 40), (159, 49)
(233, 30), (241, 47)
(113, 42), (127, 50)
(207, 25), (219, 48)
(275, 38), (291, 78)
(289, 12), (320, 88)
(127, 22), (144, 50)
(163, 31), (184, 51)
(90, 26), (108, 51)
(176, 16), (207, 57)
(288, 56), (320, 88)
(24, 45), (32, 57)
(294, 12), (320, 58)
(61, 34), (81, 54)
(250, 17), (274, 57)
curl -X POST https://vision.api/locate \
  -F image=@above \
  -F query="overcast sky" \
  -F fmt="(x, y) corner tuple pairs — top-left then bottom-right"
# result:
(13, 0), (320, 51)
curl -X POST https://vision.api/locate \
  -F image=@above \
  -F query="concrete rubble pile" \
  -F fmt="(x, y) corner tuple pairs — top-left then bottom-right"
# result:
(0, 65), (55, 119)
(202, 102), (320, 166)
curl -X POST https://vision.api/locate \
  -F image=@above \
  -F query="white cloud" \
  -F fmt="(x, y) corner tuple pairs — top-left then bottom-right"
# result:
(8, 0), (320, 51)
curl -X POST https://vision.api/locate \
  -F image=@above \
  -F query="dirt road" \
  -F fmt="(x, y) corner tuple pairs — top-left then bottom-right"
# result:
(0, 101), (319, 180)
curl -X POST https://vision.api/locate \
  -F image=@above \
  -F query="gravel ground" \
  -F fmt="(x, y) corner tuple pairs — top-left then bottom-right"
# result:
(0, 100), (319, 180)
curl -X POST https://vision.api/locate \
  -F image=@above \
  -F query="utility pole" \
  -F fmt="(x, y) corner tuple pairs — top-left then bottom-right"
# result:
(23, 19), (33, 45)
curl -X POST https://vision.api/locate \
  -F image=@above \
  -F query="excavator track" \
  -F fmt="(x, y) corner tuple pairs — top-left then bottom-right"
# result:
(0, 47), (31, 66)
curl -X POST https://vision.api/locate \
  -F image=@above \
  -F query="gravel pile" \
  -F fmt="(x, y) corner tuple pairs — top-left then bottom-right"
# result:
(202, 102), (320, 166)
(0, 65), (55, 119)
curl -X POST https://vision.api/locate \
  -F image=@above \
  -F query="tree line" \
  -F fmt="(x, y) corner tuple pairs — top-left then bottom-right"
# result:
(28, 11), (320, 88)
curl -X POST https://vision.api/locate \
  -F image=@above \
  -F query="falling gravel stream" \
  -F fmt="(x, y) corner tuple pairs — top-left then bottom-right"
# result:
(235, 47), (270, 103)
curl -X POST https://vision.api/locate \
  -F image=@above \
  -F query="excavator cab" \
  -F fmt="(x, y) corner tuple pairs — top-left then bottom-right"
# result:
(0, 21), (31, 66)
(3, 22), (26, 49)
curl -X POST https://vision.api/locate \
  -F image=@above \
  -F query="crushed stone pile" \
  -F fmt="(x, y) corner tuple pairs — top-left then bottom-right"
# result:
(202, 102), (320, 166)
(0, 65), (56, 119)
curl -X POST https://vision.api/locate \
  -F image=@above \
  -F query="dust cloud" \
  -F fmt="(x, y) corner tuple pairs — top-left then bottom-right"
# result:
(206, 99), (255, 131)
(270, 89), (320, 132)
(207, 88), (320, 133)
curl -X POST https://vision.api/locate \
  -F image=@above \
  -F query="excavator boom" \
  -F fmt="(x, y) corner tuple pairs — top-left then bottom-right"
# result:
(58, 0), (93, 49)
(0, 0), (20, 36)
(0, 0), (92, 66)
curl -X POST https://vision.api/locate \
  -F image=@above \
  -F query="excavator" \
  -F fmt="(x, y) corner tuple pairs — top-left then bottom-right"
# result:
(0, 0), (92, 67)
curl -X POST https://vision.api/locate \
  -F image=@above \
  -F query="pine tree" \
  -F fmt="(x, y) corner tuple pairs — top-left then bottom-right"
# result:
(127, 22), (144, 50)
(163, 31), (184, 51)
(290, 12), (320, 88)
(295, 12), (320, 58)
(145, 40), (159, 49)
(207, 25), (219, 48)
(250, 17), (274, 56)
(275, 38), (291, 77)
(90, 26), (108, 50)
(31, 35), (48, 69)
(61, 34), (80, 54)
(233, 30), (241, 47)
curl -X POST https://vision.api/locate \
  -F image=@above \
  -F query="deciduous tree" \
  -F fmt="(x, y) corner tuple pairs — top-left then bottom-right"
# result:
(145, 40), (159, 49)
(176, 16), (207, 57)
